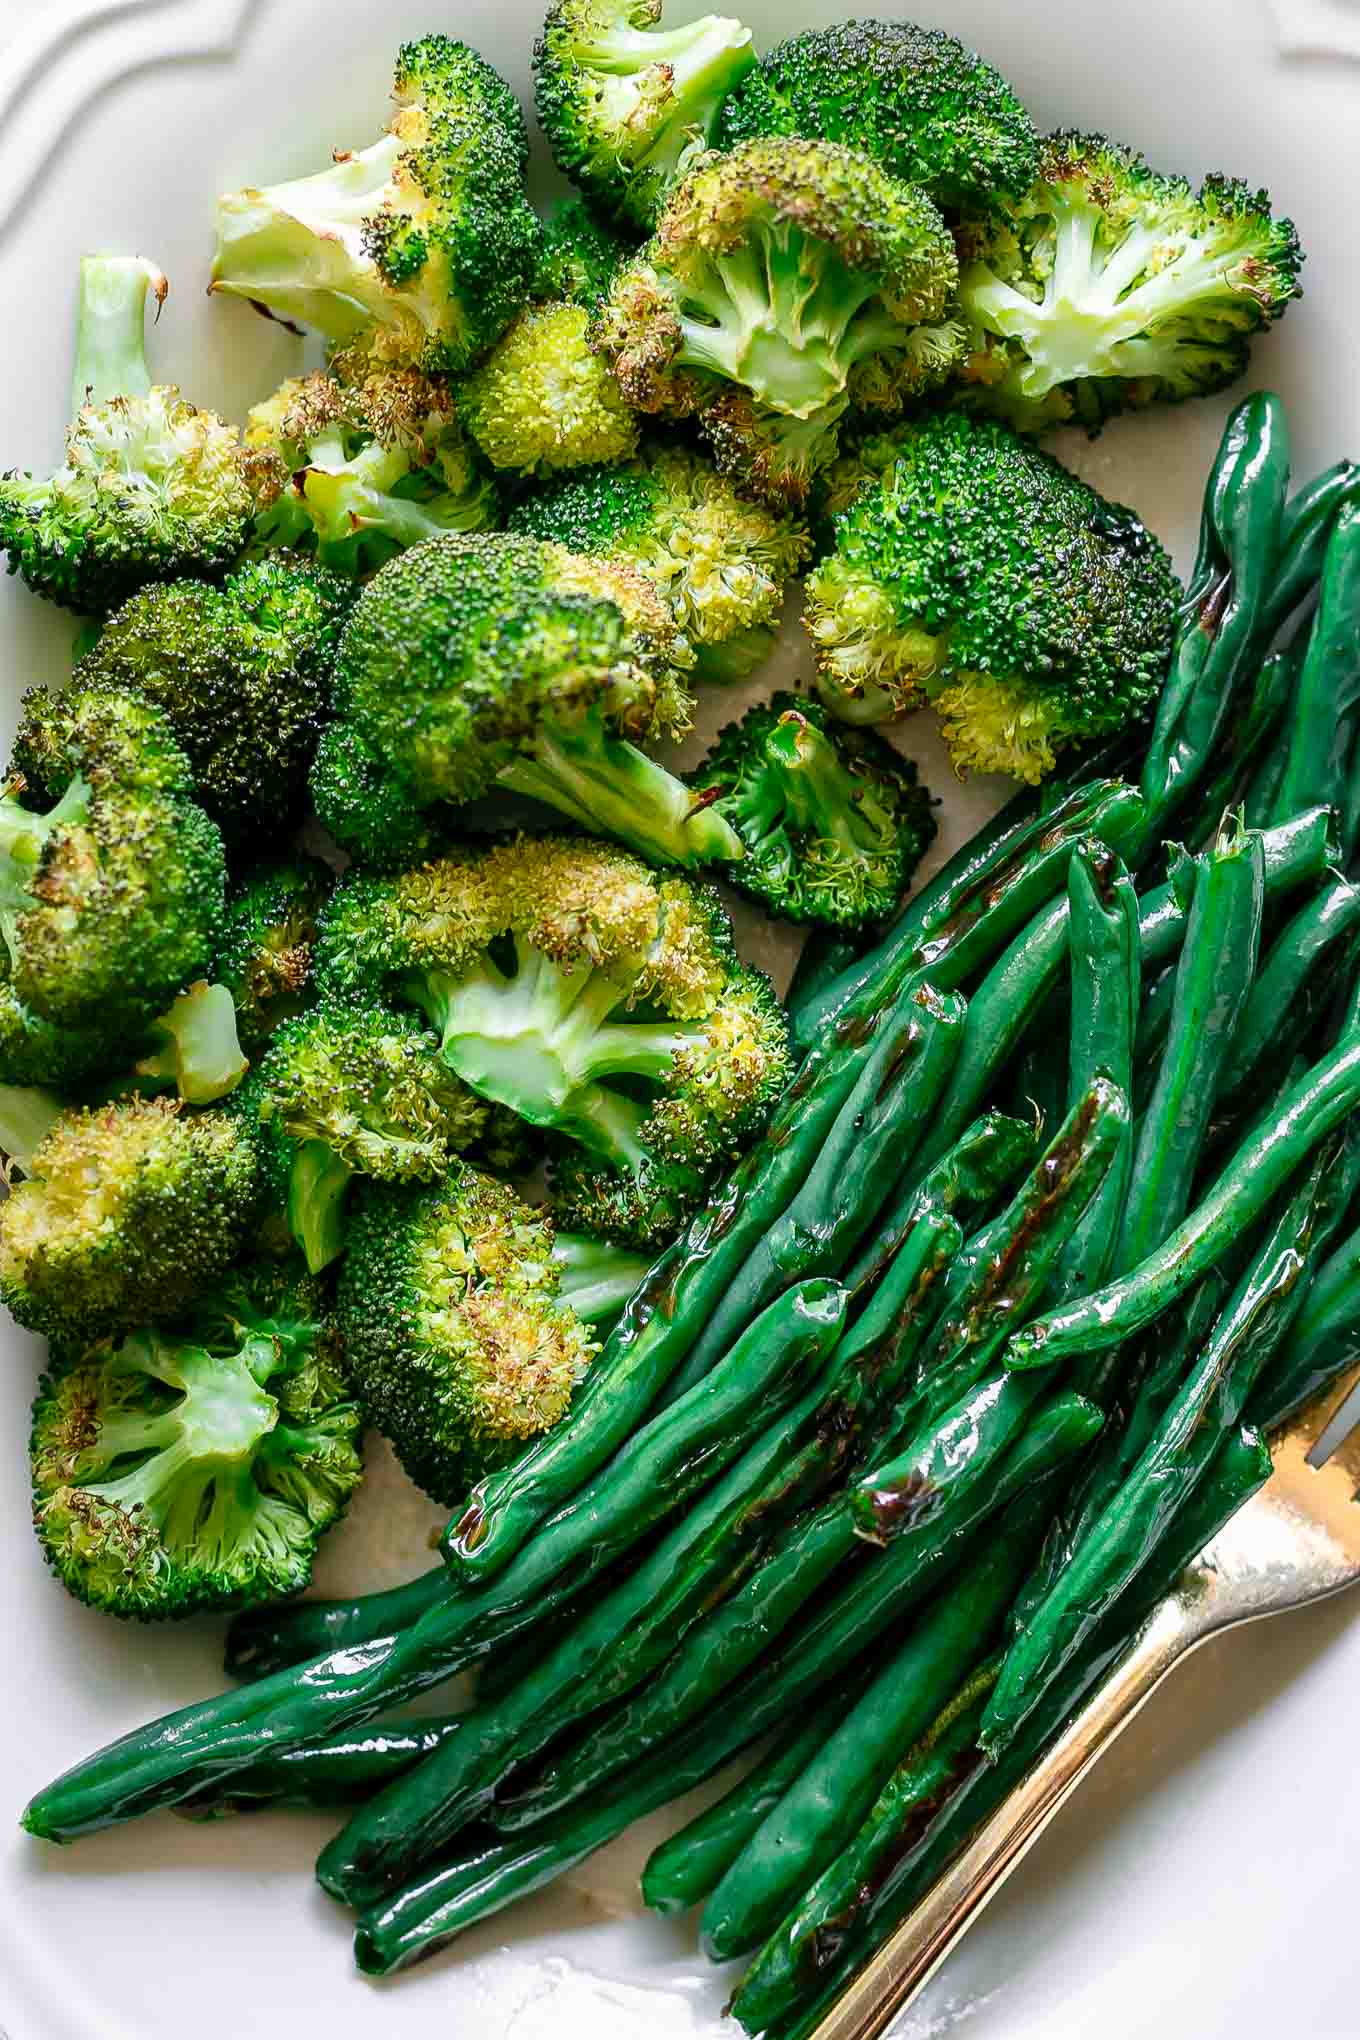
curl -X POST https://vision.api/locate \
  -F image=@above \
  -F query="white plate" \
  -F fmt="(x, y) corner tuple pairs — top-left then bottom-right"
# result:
(2, 2), (1359, 2035)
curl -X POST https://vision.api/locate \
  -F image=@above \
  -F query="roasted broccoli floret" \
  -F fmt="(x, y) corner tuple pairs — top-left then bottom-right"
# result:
(718, 21), (1039, 216)
(0, 949), (113, 1094)
(242, 357), (497, 572)
(532, 197), (638, 309)
(506, 442), (809, 682)
(242, 996), (497, 1273)
(956, 133), (1304, 433)
(456, 302), (640, 477)
(211, 36), (540, 374)
(534, 0), (757, 231)
(337, 1169), (597, 1502)
(805, 411), (1178, 783)
(213, 858), (333, 1054)
(551, 1228), (651, 1325)
(0, 1096), (257, 1342)
(1, 683), (225, 1036)
(30, 1257), (362, 1618)
(309, 722), (449, 874)
(690, 690), (936, 927)
(0, 256), (252, 617)
(73, 555), (354, 839)
(593, 139), (964, 506)
(316, 834), (792, 1248)
(330, 531), (743, 870)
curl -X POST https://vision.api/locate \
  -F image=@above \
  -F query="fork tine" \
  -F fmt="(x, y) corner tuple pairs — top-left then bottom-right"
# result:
(1278, 1359), (1360, 1456)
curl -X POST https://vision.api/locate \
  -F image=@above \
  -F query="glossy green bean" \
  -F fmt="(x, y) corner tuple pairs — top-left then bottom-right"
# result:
(1136, 807), (1338, 971)
(174, 1714), (468, 1819)
(1250, 1127), (1360, 1427)
(841, 1111), (1040, 1300)
(1266, 458), (1360, 635)
(225, 1570), (451, 1685)
(1218, 876), (1360, 1105)
(1271, 501), (1360, 825)
(1185, 638), (1303, 848)
(786, 930), (866, 1020)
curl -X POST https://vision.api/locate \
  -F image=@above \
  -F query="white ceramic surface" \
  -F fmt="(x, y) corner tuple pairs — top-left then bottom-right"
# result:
(1, 3), (1358, 2036)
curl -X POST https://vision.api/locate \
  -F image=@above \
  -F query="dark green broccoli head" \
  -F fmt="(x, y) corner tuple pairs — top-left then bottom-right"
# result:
(213, 857), (333, 1053)
(74, 555), (355, 838)
(689, 690), (936, 928)
(337, 1168), (597, 1502)
(804, 410), (1179, 783)
(718, 22), (1039, 216)
(211, 36), (540, 375)
(956, 132), (1305, 433)
(30, 1256), (361, 1619)
(0, 257), (252, 617)
(0, 1096), (258, 1342)
(309, 721), (450, 873)
(532, 197), (639, 309)
(0, 683), (226, 1035)
(534, 0), (757, 231)
(316, 833), (791, 1248)
(456, 301), (640, 477)
(0, 949), (116, 1092)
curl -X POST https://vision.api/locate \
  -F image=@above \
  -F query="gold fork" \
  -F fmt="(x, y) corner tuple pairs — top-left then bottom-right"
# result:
(808, 1358), (1360, 2040)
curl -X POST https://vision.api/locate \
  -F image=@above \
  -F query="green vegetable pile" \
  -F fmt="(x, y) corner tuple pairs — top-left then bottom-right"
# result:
(1, 12), (1352, 2037)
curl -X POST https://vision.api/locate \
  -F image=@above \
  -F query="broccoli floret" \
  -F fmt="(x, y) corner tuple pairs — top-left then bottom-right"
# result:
(316, 834), (791, 1248)
(330, 531), (743, 870)
(532, 197), (639, 309)
(804, 411), (1179, 783)
(456, 302), (640, 477)
(0, 1096), (257, 1342)
(535, 0), (757, 231)
(593, 139), (964, 507)
(242, 357), (497, 573)
(211, 37), (540, 375)
(689, 690), (936, 927)
(551, 1227), (651, 1325)
(241, 995), (497, 1273)
(506, 441), (809, 682)
(0, 684), (226, 1035)
(0, 256), (252, 617)
(718, 22), (1038, 216)
(30, 1257), (362, 1619)
(337, 1169), (597, 1502)
(73, 555), (354, 840)
(956, 133), (1304, 433)
(0, 948), (114, 1093)
(309, 722), (450, 873)
(213, 858), (333, 1054)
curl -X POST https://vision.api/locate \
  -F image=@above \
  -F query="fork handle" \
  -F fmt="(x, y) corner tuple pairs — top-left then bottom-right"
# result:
(808, 1592), (1207, 2040)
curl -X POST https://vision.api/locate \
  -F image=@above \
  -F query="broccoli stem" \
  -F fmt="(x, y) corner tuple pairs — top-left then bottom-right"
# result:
(759, 711), (895, 856)
(135, 983), (249, 1105)
(69, 256), (165, 414)
(551, 1231), (651, 1324)
(0, 1085), (65, 1176)
(590, 16), (753, 174)
(496, 709), (743, 869)
(287, 1140), (355, 1274)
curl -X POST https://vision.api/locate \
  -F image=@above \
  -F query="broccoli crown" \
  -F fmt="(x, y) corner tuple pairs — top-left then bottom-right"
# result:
(0, 684), (226, 1035)
(309, 721), (450, 873)
(718, 21), (1039, 217)
(506, 441), (809, 658)
(244, 994), (495, 1272)
(30, 1257), (362, 1618)
(242, 359), (497, 573)
(534, 0), (757, 231)
(0, 948), (115, 1093)
(213, 858), (333, 1054)
(689, 689), (936, 928)
(0, 256), (252, 617)
(316, 833), (791, 1247)
(74, 556), (355, 838)
(532, 197), (639, 309)
(337, 1169), (596, 1501)
(456, 302), (640, 478)
(210, 36), (540, 375)
(804, 411), (1179, 783)
(0, 1096), (258, 1342)
(956, 132), (1305, 433)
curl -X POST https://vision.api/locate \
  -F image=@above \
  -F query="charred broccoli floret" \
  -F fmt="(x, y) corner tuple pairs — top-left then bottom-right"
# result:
(213, 858), (333, 1054)
(532, 197), (638, 309)
(30, 1257), (362, 1619)
(316, 834), (792, 1248)
(329, 531), (743, 869)
(457, 301), (639, 477)
(0, 256), (252, 616)
(506, 442), (809, 682)
(593, 139), (963, 506)
(956, 132), (1304, 433)
(804, 411), (1179, 783)
(242, 356), (497, 572)
(534, 0), (757, 231)
(211, 37), (540, 374)
(1, 683), (225, 1036)
(0, 1096), (257, 1342)
(337, 1169), (597, 1502)
(73, 555), (354, 839)
(718, 21), (1039, 216)
(690, 690), (936, 927)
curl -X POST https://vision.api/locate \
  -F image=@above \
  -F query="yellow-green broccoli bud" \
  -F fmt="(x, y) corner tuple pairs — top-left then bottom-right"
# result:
(457, 302), (639, 477)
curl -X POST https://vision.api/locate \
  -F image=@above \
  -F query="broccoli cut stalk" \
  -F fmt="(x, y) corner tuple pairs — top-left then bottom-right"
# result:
(135, 983), (248, 1105)
(0, 775), (92, 960)
(0, 1085), (65, 1177)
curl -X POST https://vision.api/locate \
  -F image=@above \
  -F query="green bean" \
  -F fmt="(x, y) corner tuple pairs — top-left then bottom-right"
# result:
(1218, 876), (1360, 1106)
(1266, 458), (1360, 636)
(174, 1714), (469, 1819)
(841, 1110), (1040, 1300)
(1185, 638), (1303, 847)
(1005, 1029), (1360, 1374)
(225, 1570), (451, 1685)
(786, 929), (867, 1020)
(1250, 1127), (1360, 1427)
(1272, 502), (1360, 824)
(1137, 807), (1338, 970)
(1116, 820), (1264, 1272)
